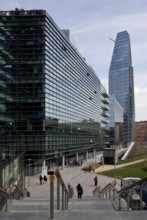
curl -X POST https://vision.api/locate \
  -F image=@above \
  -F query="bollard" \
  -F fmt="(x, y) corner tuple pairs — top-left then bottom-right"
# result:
(57, 174), (60, 210)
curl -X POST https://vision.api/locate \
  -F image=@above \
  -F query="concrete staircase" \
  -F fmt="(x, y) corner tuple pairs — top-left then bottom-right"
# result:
(56, 197), (116, 220)
(0, 196), (147, 220)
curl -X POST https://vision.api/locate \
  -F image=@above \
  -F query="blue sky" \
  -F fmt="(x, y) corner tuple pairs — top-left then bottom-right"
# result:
(0, 0), (147, 121)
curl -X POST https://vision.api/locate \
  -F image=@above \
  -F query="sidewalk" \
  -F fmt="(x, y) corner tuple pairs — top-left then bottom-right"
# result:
(95, 159), (145, 173)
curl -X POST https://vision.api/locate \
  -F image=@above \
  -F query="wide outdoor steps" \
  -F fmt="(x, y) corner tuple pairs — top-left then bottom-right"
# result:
(0, 196), (147, 220)
(7, 196), (112, 212)
(7, 197), (51, 212)
(68, 197), (113, 210)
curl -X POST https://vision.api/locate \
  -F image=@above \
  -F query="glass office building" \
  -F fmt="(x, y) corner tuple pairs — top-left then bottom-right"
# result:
(0, 9), (102, 170)
(109, 31), (135, 145)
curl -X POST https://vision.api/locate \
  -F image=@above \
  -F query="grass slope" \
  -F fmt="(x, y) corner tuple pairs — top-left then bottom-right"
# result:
(100, 161), (147, 179)
(99, 144), (147, 179)
(127, 144), (147, 158)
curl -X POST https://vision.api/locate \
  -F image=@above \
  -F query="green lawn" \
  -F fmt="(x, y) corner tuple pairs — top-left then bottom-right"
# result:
(118, 154), (147, 165)
(100, 161), (147, 179)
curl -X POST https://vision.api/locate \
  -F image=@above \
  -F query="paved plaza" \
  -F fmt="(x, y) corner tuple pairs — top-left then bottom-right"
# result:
(26, 158), (118, 198)
(26, 157), (145, 198)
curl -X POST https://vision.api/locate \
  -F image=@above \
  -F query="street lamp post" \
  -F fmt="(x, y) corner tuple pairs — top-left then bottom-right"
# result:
(102, 151), (104, 168)
(114, 156), (116, 180)
(28, 159), (31, 187)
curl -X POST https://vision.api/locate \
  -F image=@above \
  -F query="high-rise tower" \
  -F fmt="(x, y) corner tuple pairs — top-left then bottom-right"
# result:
(109, 31), (135, 145)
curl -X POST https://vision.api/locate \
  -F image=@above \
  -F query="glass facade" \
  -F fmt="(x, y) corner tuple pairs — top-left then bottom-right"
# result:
(109, 95), (123, 145)
(100, 85), (110, 147)
(109, 95), (123, 128)
(109, 31), (135, 145)
(0, 9), (102, 169)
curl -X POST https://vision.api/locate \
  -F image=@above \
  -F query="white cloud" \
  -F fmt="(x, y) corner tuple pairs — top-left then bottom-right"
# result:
(135, 87), (147, 96)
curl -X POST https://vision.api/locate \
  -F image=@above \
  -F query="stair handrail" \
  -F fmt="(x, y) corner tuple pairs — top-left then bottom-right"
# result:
(14, 184), (24, 198)
(100, 181), (118, 197)
(93, 181), (122, 210)
(95, 178), (147, 211)
(118, 184), (145, 210)
(0, 187), (9, 212)
(48, 166), (73, 219)
(0, 187), (9, 196)
(24, 187), (30, 197)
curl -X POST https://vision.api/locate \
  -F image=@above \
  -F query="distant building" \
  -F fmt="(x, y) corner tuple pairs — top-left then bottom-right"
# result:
(109, 95), (123, 145)
(134, 121), (147, 146)
(109, 31), (135, 146)
(115, 122), (123, 145)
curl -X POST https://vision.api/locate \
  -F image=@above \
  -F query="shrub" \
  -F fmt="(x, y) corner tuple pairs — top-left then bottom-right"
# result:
(82, 163), (100, 172)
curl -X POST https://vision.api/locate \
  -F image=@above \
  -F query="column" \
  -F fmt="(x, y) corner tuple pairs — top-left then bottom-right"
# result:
(76, 153), (78, 161)
(94, 149), (96, 163)
(86, 151), (88, 161)
(62, 155), (65, 170)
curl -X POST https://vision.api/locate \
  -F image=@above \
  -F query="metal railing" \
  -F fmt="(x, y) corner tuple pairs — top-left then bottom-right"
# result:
(13, 184), (25, 199)
(93, 178), (147, 211)
(48, 166), (73, 219)
(0, 188), (9, 211)
(0, 184), (29, 212)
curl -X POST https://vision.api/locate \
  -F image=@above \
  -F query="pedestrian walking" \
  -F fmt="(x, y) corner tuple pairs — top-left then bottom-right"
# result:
(76, 183), (83, 199)
(68, 183), (74, 198)
(39, 175), (43, 185)
(44, 174), (47, 184)
(94, 176), (98, 186)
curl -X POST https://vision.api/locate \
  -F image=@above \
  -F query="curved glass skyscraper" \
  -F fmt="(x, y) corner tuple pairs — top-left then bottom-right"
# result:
(109, 31), (135, 145)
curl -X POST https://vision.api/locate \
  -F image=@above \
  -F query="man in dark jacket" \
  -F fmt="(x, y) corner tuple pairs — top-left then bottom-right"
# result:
(76, 183), (83, 199)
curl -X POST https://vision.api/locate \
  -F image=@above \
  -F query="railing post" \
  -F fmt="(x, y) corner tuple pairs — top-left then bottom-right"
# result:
(127, 190), (130, 211)
(49, 174), (55, 219)
(109, 187), (111, 199)
(65, 190), (68, 210)
(48, 167), (70, 215)
(140, 184), (143, 210)
(62, 184), (65, 210)
(57, 174), (60, 210)
(113, 187), (115, 200)
(6, 197), (8, 212)
(67, 192), (69, 209)
(119, 193), (121, 210)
